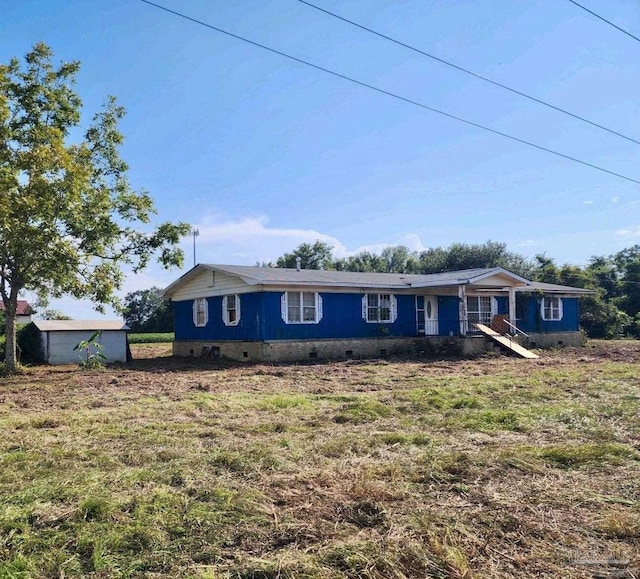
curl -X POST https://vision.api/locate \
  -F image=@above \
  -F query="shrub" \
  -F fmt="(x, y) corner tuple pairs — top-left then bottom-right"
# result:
(127, 333), (174, 344)
(16, 323), (43, 364)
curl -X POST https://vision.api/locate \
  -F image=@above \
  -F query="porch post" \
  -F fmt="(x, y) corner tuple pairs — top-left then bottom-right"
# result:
(458, 284), (467, 336)
(508, 287), (516, 334)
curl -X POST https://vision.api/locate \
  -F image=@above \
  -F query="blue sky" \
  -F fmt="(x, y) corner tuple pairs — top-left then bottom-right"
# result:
(3, 0), (639, 318)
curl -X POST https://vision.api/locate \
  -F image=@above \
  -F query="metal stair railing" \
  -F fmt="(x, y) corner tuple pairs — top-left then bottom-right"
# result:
(500, 319), (530, 340)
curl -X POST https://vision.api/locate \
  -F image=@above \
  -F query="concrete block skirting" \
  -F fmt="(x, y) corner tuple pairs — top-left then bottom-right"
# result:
(521, 331), (586, 349)
(173, 331), (586, 362)
(172, 335), (497, 362)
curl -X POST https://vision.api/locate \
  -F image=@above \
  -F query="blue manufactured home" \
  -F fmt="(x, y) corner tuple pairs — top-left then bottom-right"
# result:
(162, 264), (592, 361)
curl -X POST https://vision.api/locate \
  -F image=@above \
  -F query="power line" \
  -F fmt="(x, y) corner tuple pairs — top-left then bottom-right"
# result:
(139, 0), (640, 186)
(568, 0), (640, 43)
(298, 0), (640, 146)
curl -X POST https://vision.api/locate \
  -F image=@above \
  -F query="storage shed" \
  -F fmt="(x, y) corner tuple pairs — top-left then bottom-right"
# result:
(33, 320), (129, 365)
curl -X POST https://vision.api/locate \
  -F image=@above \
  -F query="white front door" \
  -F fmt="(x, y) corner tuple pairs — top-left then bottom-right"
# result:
(424, 296), (438, 335)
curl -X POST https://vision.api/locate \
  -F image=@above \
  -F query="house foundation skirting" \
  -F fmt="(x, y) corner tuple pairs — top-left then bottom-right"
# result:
(173, 336), (493, 362)
(173, 331), (585, 362)
(520, 331), (585, 349)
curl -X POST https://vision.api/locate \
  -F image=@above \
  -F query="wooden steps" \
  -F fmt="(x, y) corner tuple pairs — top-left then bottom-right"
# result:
(474, 324), (539, 359)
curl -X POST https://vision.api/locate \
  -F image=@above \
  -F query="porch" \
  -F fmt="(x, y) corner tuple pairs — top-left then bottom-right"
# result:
(414, 284), (522, 338)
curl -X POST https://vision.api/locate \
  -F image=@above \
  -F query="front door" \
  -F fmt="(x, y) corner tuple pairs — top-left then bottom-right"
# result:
(424, 296), (438, 335)
(417, 296), (439, 335)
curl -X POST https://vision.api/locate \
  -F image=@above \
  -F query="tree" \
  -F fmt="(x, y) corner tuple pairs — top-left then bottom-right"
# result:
(274, 241), (334, 270)
(531, 254), (631, 338)
(0, 43), (190, 373)
(38, 309), (72, 321)
(380, 246), (420, 273)
(334, 251), (386, 272)
(420, 242), (532, 276)
(123, 287), (173, 332)
(613, 246), (640, 325)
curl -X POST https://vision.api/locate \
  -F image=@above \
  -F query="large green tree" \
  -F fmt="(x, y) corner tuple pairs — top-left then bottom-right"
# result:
(531, 254), (631, 338)
(0, 43), (190, 373)
(418, 241), (533, 277)
(274, 241), (334, 270)
(123, 287), (173, 333)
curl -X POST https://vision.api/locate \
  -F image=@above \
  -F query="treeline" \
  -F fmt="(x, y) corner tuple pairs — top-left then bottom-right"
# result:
(269, 240), (640, 339)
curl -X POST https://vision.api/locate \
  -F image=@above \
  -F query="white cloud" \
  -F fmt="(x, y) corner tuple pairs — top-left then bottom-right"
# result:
(194, 216), (347, 262)
(191, 216), (431, 262)
(612, 196), (620, 203)
(583, 200), (594, 205)
(21, 215), (436, 319)
(343, 234), (426, 256)
(396, 233), (427, 252)
(615, 227), (640, 238)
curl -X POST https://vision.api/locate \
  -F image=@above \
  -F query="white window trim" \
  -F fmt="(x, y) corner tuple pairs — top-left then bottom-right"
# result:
(466, 295), (497, 317)
(541, 296), (563, 321)
(281, 292), (323, 324)
(362, 293), (398, 323)
(193, 297), (208, 327)
(222, 294), (241, 326)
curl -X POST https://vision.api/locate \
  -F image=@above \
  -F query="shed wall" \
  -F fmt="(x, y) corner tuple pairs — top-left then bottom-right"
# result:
(43, 330), (127, 364)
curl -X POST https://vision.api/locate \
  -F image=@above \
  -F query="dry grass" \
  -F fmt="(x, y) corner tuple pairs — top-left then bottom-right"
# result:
(0, 340), (639, 577)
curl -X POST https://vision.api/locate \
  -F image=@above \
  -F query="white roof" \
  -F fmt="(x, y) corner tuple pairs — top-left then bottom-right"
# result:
(523, 281), (594, 295)
(34, 320), (129, 332)
(163, 264), (594, 299)
(163, 264), (533, 297)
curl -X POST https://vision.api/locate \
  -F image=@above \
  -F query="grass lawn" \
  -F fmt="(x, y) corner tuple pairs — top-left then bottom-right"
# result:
(0, 340), (639, 578)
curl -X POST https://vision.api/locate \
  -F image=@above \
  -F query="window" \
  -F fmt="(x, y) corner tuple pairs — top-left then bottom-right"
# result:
(193, 298), (208, 327)
(363, 293), (397, 323)
(281, 292), (322, 324)
(467, 296), (495, 328)
(222, 294), (240, 326)
(541, 296), (563, 321)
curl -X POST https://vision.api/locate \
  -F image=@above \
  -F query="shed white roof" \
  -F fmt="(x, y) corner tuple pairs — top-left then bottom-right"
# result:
(34, 320), (129, 332)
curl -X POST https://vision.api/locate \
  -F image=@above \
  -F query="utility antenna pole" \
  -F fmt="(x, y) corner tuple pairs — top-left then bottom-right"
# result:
(192, 228), (199, 267)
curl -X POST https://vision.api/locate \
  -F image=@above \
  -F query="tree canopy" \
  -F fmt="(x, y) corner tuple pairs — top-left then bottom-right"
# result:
(0, 43), (190, 372)
(274, 241), (334, 270)
(123, 287), (173, 333)
(38, 309), (72, 321)
(274, 240), (532, 277)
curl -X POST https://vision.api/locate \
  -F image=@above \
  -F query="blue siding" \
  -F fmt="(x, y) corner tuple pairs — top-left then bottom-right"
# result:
(175, 291), (424, 341)
(517, 296), (579, 333)
(174, 291), (580, 342)
(495, 297), (508, 315)
(438, 296), (461, 336)
(174, 293), (265, 341)
(262, 292), (418, 340)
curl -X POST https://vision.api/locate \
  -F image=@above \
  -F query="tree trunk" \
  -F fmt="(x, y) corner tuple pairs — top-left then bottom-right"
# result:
(3, 296), (18, 374)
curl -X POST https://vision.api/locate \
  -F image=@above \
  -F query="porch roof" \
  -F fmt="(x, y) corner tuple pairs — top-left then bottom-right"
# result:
(520, 281), (595, 295)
